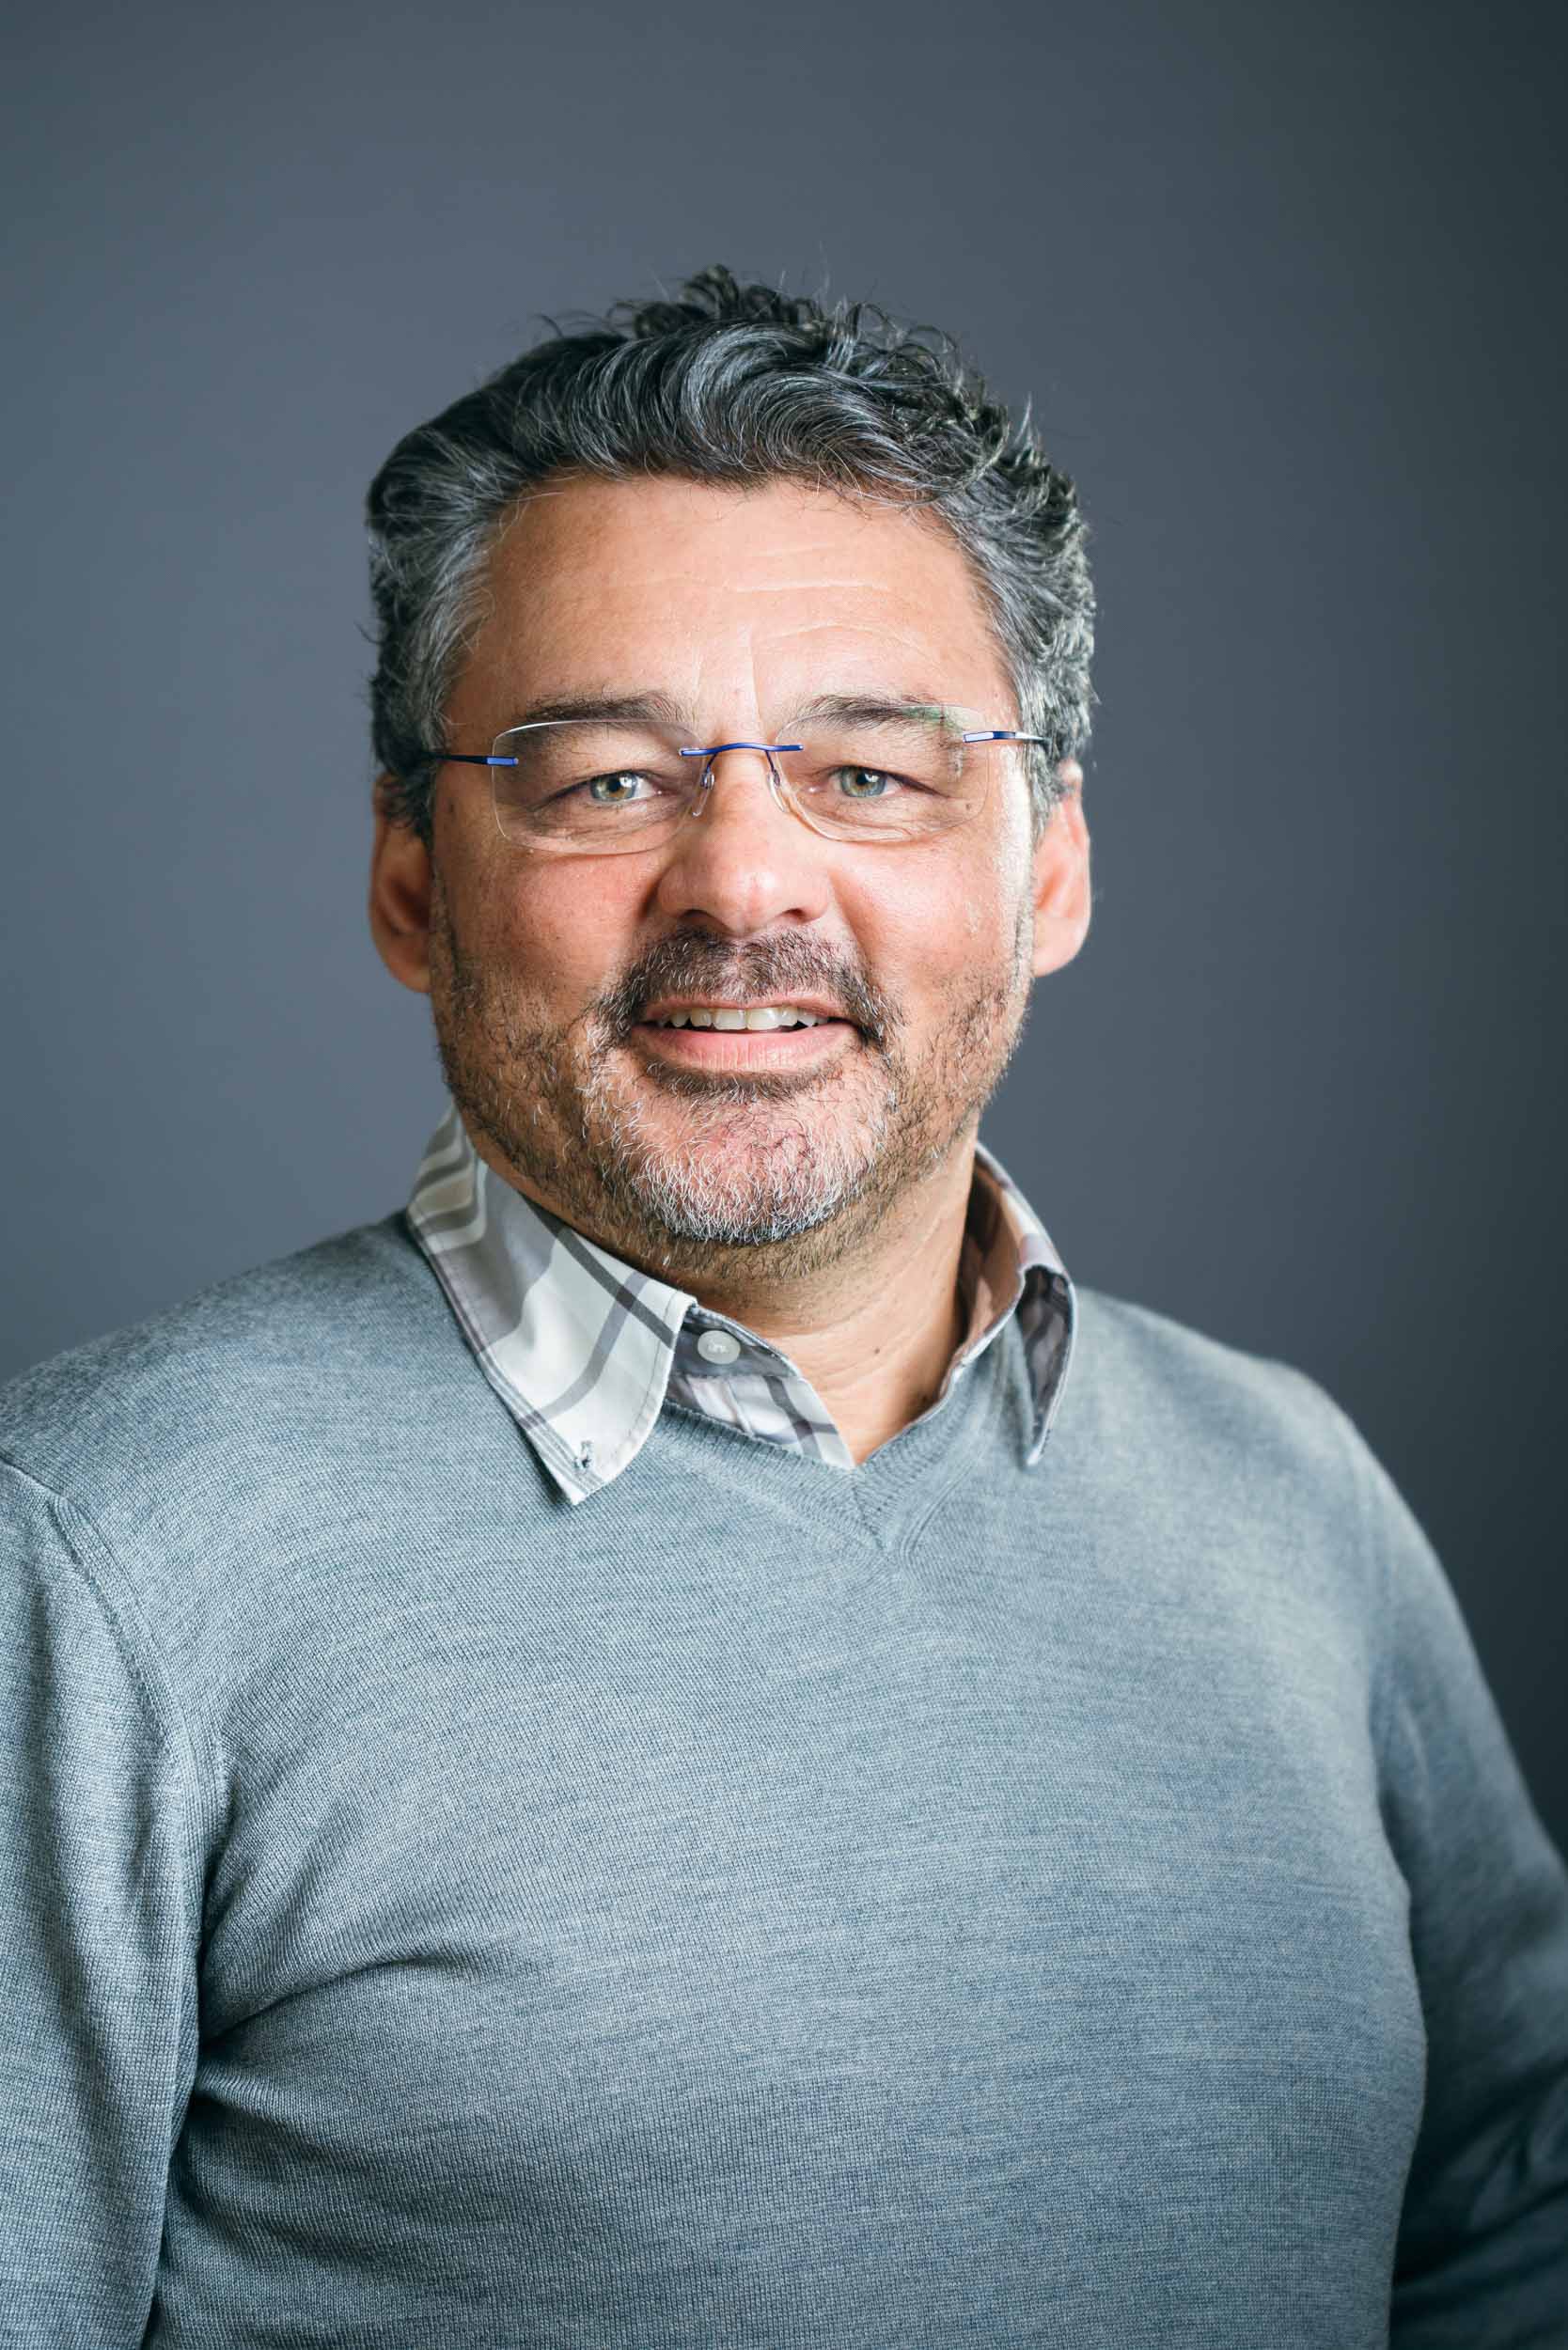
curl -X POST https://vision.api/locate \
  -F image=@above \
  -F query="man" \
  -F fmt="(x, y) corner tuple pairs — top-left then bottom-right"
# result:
(2, 265), (1564, 2348)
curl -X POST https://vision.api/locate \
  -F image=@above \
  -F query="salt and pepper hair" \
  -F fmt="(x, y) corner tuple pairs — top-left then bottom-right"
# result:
(365, 263), (1097, 854)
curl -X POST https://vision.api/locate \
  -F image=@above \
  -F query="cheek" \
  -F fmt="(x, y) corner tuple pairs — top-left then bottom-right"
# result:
(930, 864), (1010, 953)
(864, 860), (1008, 982)
(504, 882), (630, 1010)
(961, 833), (1026, 948)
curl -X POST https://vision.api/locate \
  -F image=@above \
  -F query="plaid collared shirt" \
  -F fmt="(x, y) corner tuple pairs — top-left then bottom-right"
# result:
(405, 1098), (1077, 1505)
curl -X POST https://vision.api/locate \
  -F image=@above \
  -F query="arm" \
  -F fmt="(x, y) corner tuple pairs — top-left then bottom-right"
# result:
(0, 1460), (201, 2347)
(1342, 1419), (1568, 2344)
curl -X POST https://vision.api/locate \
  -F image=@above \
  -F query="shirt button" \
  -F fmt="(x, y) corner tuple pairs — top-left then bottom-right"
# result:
(697, 1328), (742, 1364)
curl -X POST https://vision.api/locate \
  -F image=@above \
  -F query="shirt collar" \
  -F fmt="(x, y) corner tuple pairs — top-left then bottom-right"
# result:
(405, 1095), (1076, 1505)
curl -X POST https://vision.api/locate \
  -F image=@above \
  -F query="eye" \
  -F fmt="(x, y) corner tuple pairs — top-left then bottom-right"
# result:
(579, 770), (657, 805)
(831, 766), (906, 800)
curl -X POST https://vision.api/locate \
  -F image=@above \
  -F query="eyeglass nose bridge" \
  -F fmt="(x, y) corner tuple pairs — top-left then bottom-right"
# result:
(676, 739), (809, 828)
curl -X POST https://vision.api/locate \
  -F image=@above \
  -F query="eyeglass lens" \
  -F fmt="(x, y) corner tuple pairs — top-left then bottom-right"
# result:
(489, 713), (1040, 851)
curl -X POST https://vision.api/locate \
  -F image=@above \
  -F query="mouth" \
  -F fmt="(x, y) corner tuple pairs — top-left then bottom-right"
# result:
(630, 1017), (860, 1072)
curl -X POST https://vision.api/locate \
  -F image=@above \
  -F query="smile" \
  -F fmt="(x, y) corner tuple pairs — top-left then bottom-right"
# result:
(630, 1018), (860, 1071)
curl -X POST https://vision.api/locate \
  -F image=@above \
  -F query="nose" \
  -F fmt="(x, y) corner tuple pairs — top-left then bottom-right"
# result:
(648, 734), (840, 936)
(684, 741), (805, 831)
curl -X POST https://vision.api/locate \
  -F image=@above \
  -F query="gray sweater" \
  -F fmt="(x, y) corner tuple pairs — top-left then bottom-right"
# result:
(2, 1201), (1565, 2345)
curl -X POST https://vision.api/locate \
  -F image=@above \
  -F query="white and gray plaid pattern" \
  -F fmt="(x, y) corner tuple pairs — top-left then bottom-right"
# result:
(405, 1098), (1077, 1504)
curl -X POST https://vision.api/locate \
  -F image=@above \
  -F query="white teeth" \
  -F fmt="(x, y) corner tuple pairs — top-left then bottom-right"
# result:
(652, 1005), (824, 1030)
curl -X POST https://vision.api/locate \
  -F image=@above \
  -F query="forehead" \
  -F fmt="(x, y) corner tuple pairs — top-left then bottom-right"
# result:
(455, 472), (1012, 721)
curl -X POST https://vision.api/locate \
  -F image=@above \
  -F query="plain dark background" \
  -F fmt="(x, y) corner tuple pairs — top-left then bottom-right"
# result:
(4, 0), (1564, 1851)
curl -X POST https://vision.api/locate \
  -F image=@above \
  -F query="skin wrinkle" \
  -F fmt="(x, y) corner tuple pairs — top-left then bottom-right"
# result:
(370, 474), (1091, 1465)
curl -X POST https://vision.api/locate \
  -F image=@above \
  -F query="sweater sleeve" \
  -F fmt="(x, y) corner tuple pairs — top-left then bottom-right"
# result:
(0, 1460), (202, 2347)
(1339, 1417), (1568, 2344)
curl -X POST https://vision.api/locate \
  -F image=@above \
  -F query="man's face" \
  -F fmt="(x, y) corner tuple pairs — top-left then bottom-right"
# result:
(370, 472), (1090, 1290)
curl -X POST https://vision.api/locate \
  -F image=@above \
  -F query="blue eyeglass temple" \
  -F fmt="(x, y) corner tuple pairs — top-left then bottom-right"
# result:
(453, 730), (1034, 769)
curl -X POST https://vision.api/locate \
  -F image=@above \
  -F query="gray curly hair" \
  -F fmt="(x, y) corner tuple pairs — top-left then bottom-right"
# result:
(365, 264), (1097, 854)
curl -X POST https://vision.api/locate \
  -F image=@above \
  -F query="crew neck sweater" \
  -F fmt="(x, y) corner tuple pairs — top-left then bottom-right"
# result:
(2, 1114), (1565, 2347)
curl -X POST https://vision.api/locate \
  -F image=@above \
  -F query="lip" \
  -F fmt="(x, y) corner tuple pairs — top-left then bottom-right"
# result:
(631, 1018), (859, 1072)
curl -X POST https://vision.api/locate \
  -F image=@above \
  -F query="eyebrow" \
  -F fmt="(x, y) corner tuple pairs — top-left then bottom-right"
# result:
(494, 689), (961, 735)
(498, 691), (687, 730)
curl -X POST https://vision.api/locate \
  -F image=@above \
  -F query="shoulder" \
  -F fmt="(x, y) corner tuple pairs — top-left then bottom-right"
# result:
(0, 1212), (450, 1522)
(1066, 1279), (1357, 1496)
(1058, 1283), (1399, 1657)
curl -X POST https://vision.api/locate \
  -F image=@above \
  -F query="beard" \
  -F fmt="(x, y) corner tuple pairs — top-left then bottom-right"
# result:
(423, 863), (1036, 1288)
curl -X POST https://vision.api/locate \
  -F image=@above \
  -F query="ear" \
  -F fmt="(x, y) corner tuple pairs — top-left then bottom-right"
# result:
(368, 781), (434, 995)
(1030, 759), (1092, 979)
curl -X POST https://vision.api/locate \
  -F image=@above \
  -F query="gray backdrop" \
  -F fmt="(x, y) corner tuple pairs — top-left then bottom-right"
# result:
(5, 0), (1564, 1851)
